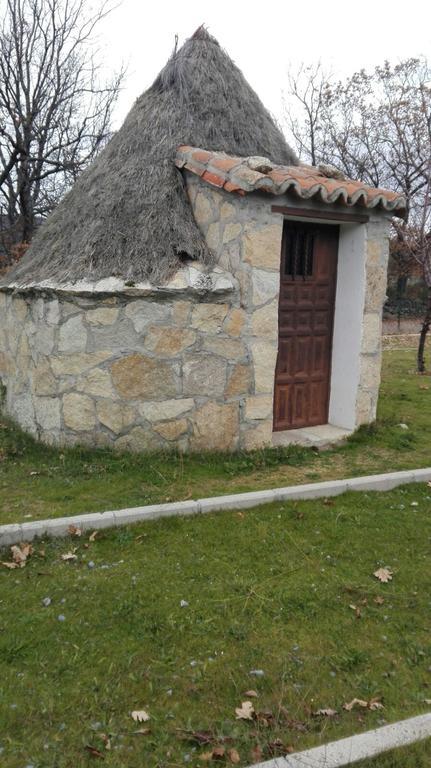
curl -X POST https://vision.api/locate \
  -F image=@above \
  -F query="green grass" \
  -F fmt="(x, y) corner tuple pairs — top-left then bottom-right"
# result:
(355, 739), (431, 766)
(2, 482), (431, 767)
(1, 349), (431, 526)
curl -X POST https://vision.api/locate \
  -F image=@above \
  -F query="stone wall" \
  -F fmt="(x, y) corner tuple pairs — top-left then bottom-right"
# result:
(0, 174), (391, 451)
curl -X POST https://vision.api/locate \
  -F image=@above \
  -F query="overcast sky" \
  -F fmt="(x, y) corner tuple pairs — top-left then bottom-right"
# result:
(100, 0), (431, 130)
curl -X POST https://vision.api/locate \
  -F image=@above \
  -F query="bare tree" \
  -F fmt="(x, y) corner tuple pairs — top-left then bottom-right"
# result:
(285, 57), (431, 370)
(0, 0), (125, 257)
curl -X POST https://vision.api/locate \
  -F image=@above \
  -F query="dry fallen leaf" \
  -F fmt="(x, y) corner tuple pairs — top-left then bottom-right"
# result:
(313, 708), (337, 717)
(68, 524), (82, 537)
(212, 747), (225, 760)
(11, 543), (33, 567)
(131, 709), (150, 723)
(89, 530), (98, 542)
(373, 567), (393, 583)
(250, 745), (263, 762)
(61, 552), (78, 562)
(227, 748), (240, 764)
(84, 745), (105, 759)
(133, 728), (151, 735)
(1, 561), (19, 569)
(343, 697), (384, 712)
(199, 752), (214, 762)
(374, 596), (385, 605)
(244, 690), (258, 698)
(235, 701), (255, 720)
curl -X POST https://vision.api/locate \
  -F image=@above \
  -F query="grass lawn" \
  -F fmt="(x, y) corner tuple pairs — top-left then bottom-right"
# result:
(1, 481), (431, 767)
(1, 349), (431, 526)
(356, 739), (431, 766)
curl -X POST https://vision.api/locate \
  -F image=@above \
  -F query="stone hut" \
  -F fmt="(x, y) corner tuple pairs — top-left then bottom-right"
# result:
(0, 29), (406, 452)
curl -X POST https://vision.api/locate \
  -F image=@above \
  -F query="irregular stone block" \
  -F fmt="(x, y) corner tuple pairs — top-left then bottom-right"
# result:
(243, 223), (282, 270)
(153, 418), (188, 441)
(125, 300), (171, 332)
(114, 426), (163, 452)
(59, 315), (87, 353)
(251, 269), (279, 306)
(76, 368), (115, 399)
(251, 340), (278, 393)
(172, 301), (192, 326)
(190, 303), (229, 333)
(193, 192), (213, 225)
(224, 307), (246, 337)
(242, 421), (273, 450)
(140, 398), (194, 422)
(34, 324), (55, 356)
(202, 336), (246, 359)
(183, 354), (227, 397)
(225, 363), (252, 397)
(144, 326), (196, 356)
(190, 401), (239, 451)
(222, 222), (242, 244)
(111, 354), (178, 399)
(251, 300), (278, 338)
(245, 395), (273, 420)
(96, 400), (137, 434)
(34, 397), (61, 431)
(63, 392), (96, 431)
(86, 307), (119, 326)
(361, 313), (381, 354)
(45, 299), (60, 325)
(51, 351), (112, 376)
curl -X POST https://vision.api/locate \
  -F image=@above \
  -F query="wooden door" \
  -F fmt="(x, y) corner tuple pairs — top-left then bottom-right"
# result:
(273, 220), (339, 431)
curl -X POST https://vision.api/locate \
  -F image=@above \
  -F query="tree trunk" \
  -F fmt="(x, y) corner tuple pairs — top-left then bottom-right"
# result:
(417, 287), (431, 373)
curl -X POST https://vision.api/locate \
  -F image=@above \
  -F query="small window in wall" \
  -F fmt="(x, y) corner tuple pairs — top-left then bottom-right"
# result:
(283, 222), (315, 279)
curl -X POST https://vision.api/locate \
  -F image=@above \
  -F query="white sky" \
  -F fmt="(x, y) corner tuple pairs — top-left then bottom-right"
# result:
(99, 0), (431, 130)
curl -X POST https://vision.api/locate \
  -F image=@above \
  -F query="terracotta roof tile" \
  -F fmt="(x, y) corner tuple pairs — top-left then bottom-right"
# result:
(175, 146), (406, 215)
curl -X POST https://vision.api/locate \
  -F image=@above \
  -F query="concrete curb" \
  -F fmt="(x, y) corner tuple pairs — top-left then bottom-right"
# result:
(1, 467), (430, 548)
(251, 712), (431, 768)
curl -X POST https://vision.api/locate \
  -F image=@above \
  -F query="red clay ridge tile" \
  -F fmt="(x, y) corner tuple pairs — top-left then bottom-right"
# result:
(209, 156), (241, 173)
(191, 149), (212, 164)
(202, 170), (225, 188)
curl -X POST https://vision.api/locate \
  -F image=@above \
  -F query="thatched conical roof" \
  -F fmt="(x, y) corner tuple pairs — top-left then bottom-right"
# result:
(5, 27), (297, 288)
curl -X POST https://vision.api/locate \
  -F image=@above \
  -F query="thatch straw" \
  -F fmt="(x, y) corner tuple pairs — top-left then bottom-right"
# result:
(4, 27), (297, 287)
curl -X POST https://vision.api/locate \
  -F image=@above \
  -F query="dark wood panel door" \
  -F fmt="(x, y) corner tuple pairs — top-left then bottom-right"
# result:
(273, 220), (339, 431)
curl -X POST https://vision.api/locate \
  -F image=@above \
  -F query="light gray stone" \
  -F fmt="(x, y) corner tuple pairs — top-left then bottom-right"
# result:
(34, 324), (55, 356)
(183, 355), (227, 397)
(251, 269), (279, 306)
(140, 398), (194, 422)
(34, 397), (61, 431)
(59, 315), (87, 353)
(46, 299), (60, 325)
(125, 301), (171, 332)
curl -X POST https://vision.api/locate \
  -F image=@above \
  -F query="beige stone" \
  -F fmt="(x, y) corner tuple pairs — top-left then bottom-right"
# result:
(183, 355), (227, 397)
(220, 200), (235, 220)
(32, 360), (57, 396)
(359, 353), (381, 392)
(114, 426), (163, 453)
(172, 301), (192, 326)
(191, 303), (229, 333)
(190, 401), (238, 452)
(225, 363), (252, 397)
(202, 336), (246, 359)
(251, 341), (277, 393)
(0, 350), (11, 377)
(242, 421), (273, 450)
(223, 222), (242, 244)
(224, 307), (246, 337)
(366, 237), (387, 268)
(86, 307), (119, 326)
(63, 393), (96, 431)
(59, 315), (87, 353)
(140, 398), (194, 422)
(111, 354), (177, 399)
(153, 418), (188, 441)
(77, 368), (115, 398)
(243, 222), (282, 270)
(245, 395), (273, 420)
(97, 400), (136, 434)
(355, 388), (375, 425)
(13, 297), (28, 322)
(34, 397), (61, 432)
(251, 269), (279, 306)
(364, 266), (387, 312)
(205, 222), (220, 252)
(144, 326), (196, 356)
(51, 351), (112, 376)
(251, 300), (278, 339)
(193, 192), (213, 225)
(361, 313), (381, 354)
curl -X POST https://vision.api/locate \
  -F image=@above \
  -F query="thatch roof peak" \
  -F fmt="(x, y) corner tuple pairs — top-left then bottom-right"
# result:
(4, 28), (297, 287)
